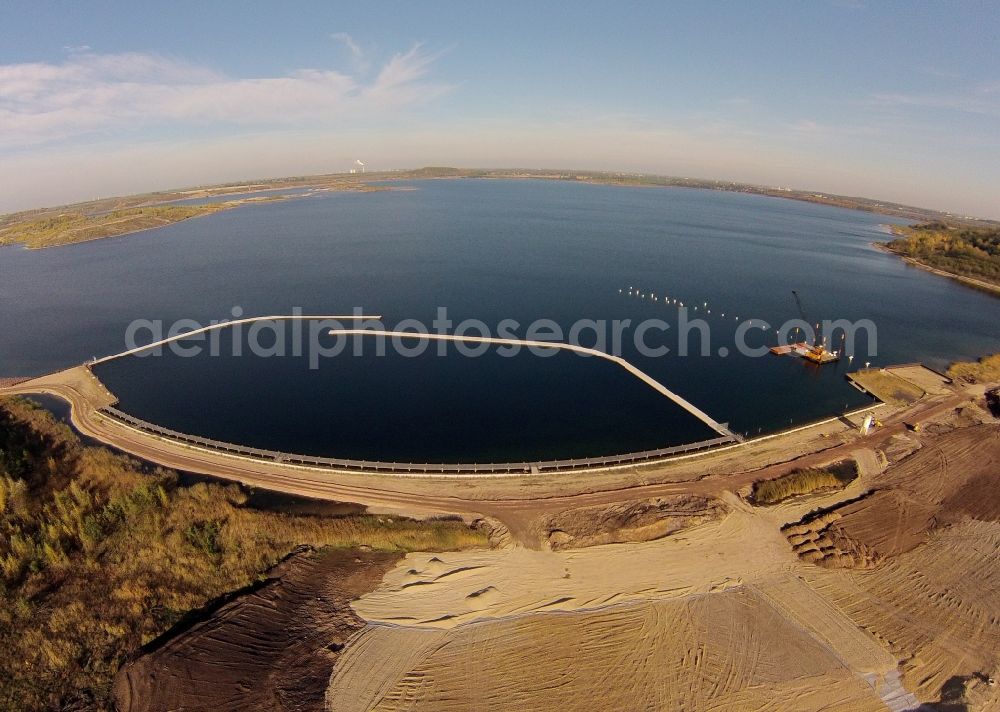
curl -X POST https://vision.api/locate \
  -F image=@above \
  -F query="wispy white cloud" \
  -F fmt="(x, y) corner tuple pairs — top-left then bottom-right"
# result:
(869, 83), (1000, 117)
(362, 44), (446, 105)
(332, 32), (363, 61)
(331, 32), (370, 73)
(0, 45), (451, 150)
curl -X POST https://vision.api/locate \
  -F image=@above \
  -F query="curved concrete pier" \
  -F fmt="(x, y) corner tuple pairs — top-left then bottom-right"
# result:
(76, 314), (733, 440)
(92, 314), (382, 363)
(328, 328), (735, 438)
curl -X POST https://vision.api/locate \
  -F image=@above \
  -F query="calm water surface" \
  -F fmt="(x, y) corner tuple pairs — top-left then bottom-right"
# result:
(2, 180), (997, 461)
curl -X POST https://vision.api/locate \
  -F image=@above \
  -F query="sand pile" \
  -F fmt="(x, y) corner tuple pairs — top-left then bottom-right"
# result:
(331, 423), (1000, 710)
(352, 500), (793, 628)
(337, 494), (912, 709)
(329, 587), (887, 711)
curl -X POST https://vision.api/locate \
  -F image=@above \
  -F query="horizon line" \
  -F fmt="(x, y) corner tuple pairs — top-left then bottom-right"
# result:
(4, 166), (997, 225)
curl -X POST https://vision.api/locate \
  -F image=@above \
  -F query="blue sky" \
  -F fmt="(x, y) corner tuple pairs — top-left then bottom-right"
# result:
(1, 1), (998, 217)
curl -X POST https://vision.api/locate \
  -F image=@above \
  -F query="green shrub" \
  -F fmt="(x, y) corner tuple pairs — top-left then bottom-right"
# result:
(751, 461), (858, 505)
(184, 520), (223, 556)
(888, 223), (1000, 286)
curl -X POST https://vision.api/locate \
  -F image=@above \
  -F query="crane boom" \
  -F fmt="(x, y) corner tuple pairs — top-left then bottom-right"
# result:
(771, 290), (840, 364)
(792, 290), (821, 347)
(791, 290), (807, 323)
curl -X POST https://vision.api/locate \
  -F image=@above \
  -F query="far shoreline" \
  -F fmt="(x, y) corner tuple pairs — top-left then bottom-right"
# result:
(3, 167), (996, 250)
(872, 240), (1000, 298)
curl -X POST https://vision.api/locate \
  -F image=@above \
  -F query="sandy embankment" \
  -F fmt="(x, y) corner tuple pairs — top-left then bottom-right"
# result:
(329, 411), (1000, 711)
(330, 490), (899, 710)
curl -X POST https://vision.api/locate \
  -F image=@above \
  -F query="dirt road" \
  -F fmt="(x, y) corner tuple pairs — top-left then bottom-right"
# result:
(0, 366), (970, 547)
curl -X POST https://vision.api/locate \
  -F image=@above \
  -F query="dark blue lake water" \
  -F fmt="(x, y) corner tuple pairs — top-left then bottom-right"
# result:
(2, 179), (997, 461)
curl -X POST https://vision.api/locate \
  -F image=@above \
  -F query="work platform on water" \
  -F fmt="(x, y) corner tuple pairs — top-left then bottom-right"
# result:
(770, 341), (840, 364)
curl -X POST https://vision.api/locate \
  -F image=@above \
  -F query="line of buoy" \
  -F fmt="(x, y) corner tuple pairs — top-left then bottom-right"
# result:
(621, 287), (853, 357)
(620, 286), (742, 325)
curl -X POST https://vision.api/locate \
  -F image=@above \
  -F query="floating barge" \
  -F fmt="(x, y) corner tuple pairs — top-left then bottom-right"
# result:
(770, 341), (840, 364)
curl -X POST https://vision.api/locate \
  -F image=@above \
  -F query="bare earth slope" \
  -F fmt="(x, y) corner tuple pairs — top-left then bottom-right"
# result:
(784, 423), (1000, 565)
(114, 548), (401, 712)
(783, 422), (1000, 701)
(329, 589), (886, 712)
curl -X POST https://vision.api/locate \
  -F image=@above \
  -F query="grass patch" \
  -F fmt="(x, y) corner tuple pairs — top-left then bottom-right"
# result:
(947, 353), (1000, 385)
(0, 397), (485, 711)
(0, 205), (227, 248)
(751, 461), (858, 506)
(849, 369), (925, 405)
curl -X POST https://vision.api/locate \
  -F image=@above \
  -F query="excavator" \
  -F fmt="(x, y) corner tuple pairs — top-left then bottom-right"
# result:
(791, 290), (839, 364)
